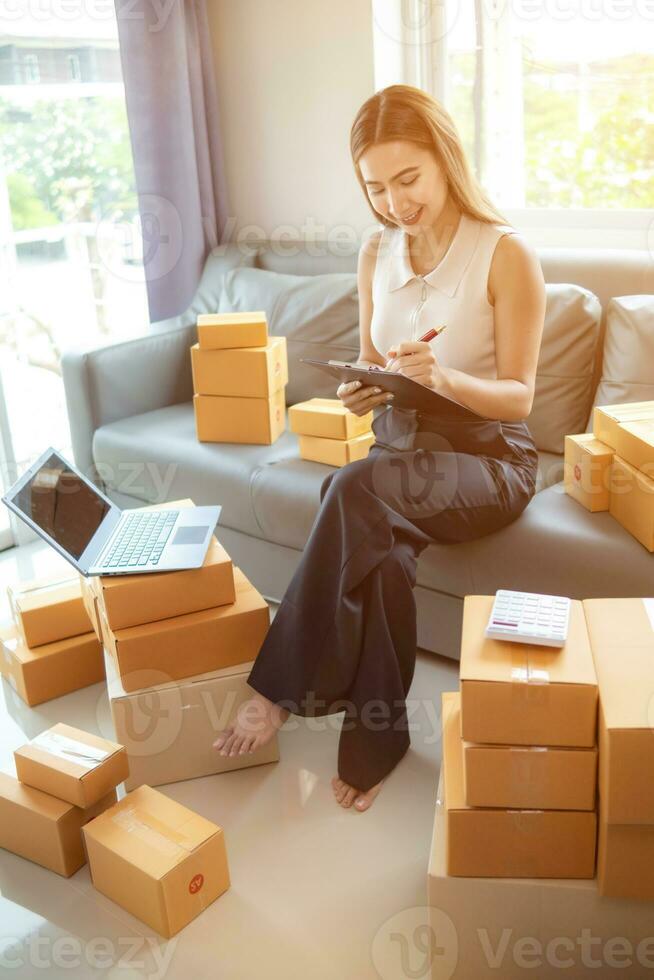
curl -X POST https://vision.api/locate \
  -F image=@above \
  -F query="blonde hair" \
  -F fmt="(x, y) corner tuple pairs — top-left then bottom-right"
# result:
(350, 84), (507, 228)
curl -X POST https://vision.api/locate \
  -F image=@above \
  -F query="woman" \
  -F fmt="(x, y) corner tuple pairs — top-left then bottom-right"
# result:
(213, 85), (545, 812)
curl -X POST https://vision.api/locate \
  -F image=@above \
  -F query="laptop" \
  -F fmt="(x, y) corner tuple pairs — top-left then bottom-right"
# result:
(2, 447), (222, 576)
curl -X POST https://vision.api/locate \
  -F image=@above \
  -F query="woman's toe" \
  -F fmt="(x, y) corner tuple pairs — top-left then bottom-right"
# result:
(342, 787), (358, 808)
(213, 728), (232, 751)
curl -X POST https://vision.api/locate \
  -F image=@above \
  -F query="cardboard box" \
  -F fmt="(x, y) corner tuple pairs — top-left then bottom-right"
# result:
(598, 818), (654, 901)
(105, 651), (279, 791)
(197, 311), (268, 350)
(584, 597), (654, 824)
(460, 596), (598, 748)
(194, 389), (285, 445)
(593, 401), (654, 449)
(0, 772), (116, 877)
(191, 336), (288, 398)
(463, 741), (597, 811)
(288, 398), (373, 440)
(15, 723), (129, 808)
(443, 693), (597, 879)
(0, 624), (104, 707)
(609, 455), (654, 551)
(298, 431), (375, 467)
(101, 567), (270, 693)
(83, 784), (230, 937)
(88, 536), (235, 631)
(563, 433), (613, 512)
(8, 575), (92, 647)
(613, 418), (654, 478)
(78, 574), (102, 641)
(428, 773), (654, 980)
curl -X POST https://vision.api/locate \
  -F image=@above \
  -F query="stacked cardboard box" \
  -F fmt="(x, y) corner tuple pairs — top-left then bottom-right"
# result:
(191, 311), (288, 445)
(0, 575), (104, 705)
(584, 597), (654, 902)
(564, 401), (654, 551)
(79, 499), (279, 788)
(289, 397), (375, 466)
(428, 769), (654, 980)
(451, 595), (598, 879)
(0, 723), (126, 877)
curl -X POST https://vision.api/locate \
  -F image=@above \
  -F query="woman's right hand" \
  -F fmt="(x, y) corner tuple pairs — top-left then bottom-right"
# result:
(336, 380), (394, 417)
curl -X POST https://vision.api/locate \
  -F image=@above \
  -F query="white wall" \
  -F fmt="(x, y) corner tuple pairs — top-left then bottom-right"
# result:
(208, 0), (377, 245)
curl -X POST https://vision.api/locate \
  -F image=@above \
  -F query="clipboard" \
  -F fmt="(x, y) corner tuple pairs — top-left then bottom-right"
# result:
(300, 358), (486, 421)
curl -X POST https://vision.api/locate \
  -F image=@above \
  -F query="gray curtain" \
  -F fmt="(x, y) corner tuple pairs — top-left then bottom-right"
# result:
(115, 0), (231, 322)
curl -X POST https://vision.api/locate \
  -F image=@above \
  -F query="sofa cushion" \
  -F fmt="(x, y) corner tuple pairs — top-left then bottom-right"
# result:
(527, 284), (602, 454)
(590, 295), (654, 413)
(218, 267), (360, 405)
(150, 243), (259, 333)
(92, 403), (317, 540)
(418, 480), (654, 601)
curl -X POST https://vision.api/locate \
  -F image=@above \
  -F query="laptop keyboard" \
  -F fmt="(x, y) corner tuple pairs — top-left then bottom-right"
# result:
(102, 510), (180, 568)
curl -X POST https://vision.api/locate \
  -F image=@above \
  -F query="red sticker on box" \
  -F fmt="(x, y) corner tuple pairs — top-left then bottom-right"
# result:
(189, 873), (204, 894)
(574, 463), (581, 482)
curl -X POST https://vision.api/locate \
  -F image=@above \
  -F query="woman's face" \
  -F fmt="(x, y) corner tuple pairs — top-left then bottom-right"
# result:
(359, 141), (449, 235)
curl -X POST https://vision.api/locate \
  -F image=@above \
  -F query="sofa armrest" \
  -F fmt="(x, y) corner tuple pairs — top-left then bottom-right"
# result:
(61, 324), (195, 477)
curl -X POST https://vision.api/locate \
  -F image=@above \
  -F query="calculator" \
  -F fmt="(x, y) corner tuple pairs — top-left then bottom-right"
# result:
(485, 590), (571, 647)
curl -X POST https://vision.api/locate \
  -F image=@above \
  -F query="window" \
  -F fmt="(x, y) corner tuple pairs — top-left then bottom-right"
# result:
(68, 54), (81, 82)
(0, 6), (148, 549)
(372, 0), (654, 245)
(23, 54), (39, 84)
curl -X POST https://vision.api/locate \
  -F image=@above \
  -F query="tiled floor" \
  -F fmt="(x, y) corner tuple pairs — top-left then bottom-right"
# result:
(0, 539), (459, 980)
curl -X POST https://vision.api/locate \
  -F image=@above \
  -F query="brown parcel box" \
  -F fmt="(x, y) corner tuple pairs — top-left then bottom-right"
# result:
(0, 772), (116, 877)
(105, 651), (279, 791)
(83, 784), (230, 938)
(460, 596), (598, 748)
(598, 819), (654, 901)
(429, 773), (654, 980)
(197, 311), (268, 350)
(584, 597), (654, 824)
(78, 574), (102, 641)
(0, 624), (104, 707)
(8, 575), (92, 647)
(14, 722), (129, 808)
(191, 335), (288, 397)
(87, 535), (235, 631)
(443, 693), (597, 879)
(593, 401), (654, 449)
(563, 433), (613, 513)
(609, 455), (654, 552)
(288, 398), (373, 440)
(101, 566), (270, 693)
(194, 389), (285, 445)
(463, 741), (597, 811)
(613, 418), (654, 477)
(298, 432), (375, 467)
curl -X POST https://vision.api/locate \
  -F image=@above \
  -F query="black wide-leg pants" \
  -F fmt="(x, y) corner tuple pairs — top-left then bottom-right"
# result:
(247, 406), (539, 791)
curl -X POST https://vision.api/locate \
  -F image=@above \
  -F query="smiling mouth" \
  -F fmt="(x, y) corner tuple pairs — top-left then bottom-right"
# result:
(400, 207), (423, 224)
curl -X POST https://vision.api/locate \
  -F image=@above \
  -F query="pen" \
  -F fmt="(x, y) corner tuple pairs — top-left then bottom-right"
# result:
(386, 325), (447, 370)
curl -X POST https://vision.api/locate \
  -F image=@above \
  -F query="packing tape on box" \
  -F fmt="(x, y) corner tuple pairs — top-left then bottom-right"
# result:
(510, 651), (549, 710)
(31, 730), (111, 770)
(509, 746), (547, 792)
(13, 576), (79, 602)
(111, 806), (198, 857)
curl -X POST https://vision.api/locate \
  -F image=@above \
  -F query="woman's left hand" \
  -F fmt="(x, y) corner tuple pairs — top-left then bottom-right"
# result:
(385, 341), (449, 392)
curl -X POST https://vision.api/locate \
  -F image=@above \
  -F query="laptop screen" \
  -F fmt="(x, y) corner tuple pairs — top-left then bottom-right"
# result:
(12, 451), (111, 560)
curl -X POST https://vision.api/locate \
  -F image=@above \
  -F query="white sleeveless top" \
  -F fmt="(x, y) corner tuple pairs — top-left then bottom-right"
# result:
(370, 213), (517, 381)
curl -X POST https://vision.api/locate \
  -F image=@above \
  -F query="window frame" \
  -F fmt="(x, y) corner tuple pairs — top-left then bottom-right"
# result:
(371, 0), (653, 249)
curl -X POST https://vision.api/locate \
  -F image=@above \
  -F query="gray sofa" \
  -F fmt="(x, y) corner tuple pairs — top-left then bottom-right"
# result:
(61, 240), (654, 661)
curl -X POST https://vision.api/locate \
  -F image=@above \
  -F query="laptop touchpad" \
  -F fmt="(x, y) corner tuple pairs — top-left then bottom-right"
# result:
(172, 525), (209, 545)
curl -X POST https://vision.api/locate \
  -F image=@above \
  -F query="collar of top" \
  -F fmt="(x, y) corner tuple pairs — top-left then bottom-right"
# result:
(387, 212), (481, 297)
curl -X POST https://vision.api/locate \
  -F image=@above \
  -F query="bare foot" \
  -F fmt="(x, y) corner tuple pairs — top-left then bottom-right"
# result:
(213, 692), (289, 757)
(331, 776), (385, 812)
